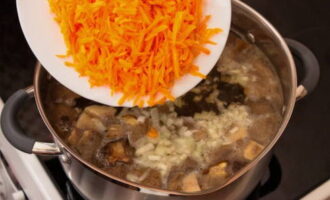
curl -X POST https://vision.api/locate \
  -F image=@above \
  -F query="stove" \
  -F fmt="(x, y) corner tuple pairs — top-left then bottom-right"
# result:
(0, 0), (330, 199)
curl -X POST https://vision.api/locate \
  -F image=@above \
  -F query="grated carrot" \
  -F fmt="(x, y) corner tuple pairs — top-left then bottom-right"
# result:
(147, 127), (159, 139)
(48, 0), (221, 106)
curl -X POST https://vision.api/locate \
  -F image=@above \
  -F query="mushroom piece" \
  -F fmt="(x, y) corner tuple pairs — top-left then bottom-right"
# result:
(182, 172), (201, 192)
(243, 140), (264, 160)
(121, 115), (149, 147)
(168, 172), (184, 191)
(76, 112), (107, 133)
(141, 169), (162, 188)
(105, 123), (127, 142)
(67, 129), (81, 146)
(121, 115), (139, 126)
(84, 105), (116, 122)
(97, 140), (133, 167)
(76, 130), (102, 160)
(107, 141), (130, 164)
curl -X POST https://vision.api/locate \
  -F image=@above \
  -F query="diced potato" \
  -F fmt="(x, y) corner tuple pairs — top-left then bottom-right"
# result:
(85, 105), (116, 120)
(182, 172), (201, 192)
(229, 127), (247, 142)
(243, 140), (264, 160)
(76, 112), (106, 133)
(200, 162), (228, 189)
(208, 162), (228, 177)
(201, 162), (228, 189)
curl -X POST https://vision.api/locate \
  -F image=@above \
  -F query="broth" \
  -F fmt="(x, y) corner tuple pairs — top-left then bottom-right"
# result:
(44, 33), (283, 192)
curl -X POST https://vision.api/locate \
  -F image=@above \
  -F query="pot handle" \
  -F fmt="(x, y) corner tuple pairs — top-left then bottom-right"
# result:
(0, 87), (61, 155)
(285, 39), (320, 100)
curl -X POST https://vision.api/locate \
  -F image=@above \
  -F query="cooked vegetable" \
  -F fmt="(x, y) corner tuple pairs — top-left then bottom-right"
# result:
(228, 126), (247, 142)
(182, 172), (201, 192)
(201, 162), (228, 189)
(105, 124), (126, 141)
(147, 127), (159, 138)
(76, 130), (102, 160)
(105, 140), (131, 164)
(76, 112), (107, 132)
(45, 33), (285, 193)
(208, 162), (227, 177)
(84, 105), (116, 121)
(48, 0), (221, 106)
(243, 140), (264, 160)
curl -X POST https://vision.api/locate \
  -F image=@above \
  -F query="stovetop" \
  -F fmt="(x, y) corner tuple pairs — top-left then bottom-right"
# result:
(1, 0), (330, 199)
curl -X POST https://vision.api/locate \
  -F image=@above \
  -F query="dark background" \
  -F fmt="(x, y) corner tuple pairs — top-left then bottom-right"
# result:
(0, 0), (329, 199)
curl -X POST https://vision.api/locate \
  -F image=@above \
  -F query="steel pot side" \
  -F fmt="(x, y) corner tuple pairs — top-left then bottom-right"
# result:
(1, 0), (320, 198)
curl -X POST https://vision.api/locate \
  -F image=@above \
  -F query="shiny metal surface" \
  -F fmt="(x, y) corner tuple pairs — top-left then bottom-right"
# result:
(31, 0), (298, 198)
(32, 142), (61, 155)
(24, 86), (34, 95)
(60, 151), (271, 200)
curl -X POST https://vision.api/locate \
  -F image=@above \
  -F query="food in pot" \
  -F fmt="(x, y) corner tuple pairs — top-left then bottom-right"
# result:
(48, 0), (221, 106)
(44, 33), (284, 192)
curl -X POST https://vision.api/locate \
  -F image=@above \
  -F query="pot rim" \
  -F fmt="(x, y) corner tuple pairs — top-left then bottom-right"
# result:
(34, 0), (297, 196)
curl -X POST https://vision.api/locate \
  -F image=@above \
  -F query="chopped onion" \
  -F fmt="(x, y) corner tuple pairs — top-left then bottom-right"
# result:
(135, 143), (155, 156)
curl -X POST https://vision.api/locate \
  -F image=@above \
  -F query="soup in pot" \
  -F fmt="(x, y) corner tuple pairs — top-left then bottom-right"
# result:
(44, 33), (283, 193)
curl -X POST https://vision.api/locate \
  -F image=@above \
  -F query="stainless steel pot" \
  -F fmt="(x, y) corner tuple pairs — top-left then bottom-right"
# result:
(0, 0), (320, 199)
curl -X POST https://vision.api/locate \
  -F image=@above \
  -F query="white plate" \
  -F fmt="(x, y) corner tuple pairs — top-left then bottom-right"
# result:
(16, 0), (231, 107)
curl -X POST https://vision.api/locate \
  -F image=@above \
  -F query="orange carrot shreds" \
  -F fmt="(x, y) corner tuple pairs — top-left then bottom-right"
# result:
(190, 70), (206, 79)
(48, 0), (221, 106)
(147, 127), (159, 139)
(137, 100), (145, 108)
(154, 97), (167, 105)
(56, 54), (67, 58)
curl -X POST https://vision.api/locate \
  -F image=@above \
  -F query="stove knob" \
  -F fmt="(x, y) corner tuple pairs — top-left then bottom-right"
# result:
(11, 191), (26, 200)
